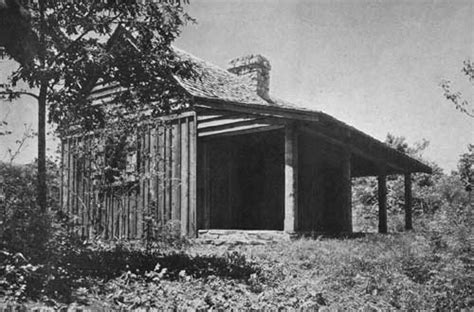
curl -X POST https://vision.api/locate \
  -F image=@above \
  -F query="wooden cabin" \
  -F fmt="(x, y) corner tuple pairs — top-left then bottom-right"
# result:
(60, 51), (431, 239)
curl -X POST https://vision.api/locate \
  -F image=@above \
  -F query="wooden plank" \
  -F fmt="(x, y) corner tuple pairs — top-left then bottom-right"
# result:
(203, 142), (210, 229)
(131, 187), (137, 239)
(342, 151), (352, 233)
(86, 137), (93, 238)
(197, 114), (225, 122)
(158, 124), (165, 229)
(199, 124), (283, 138)
(126, 191), (131, 239)
(110, 193), (114, 239)
(80, 140), (86, 237)
(64, 139), (71, 214)
(404, 173), (413, 230)
(74, 139), (80, 230)
(176, 119), (182, 221)
(95, 190), (100, 237)
(180, 118), (189, 236)
(149, 126), (157, 223)
(134, 148), (139, 238)
(189, 114), (197, 237)
(60, 141), (64, 214)
(70, 139), (76, 218)
(114, 194), (118, 239)
(81, 140), (87, 237)
(120, 196), (124, 239)
(198, 117), (276, 132)
(195, 99), (321, 123)
(378, 174), (388, 234)
(137, 128), (144, 239)
(171, 121), (180, 220)
(104, 192), (109, 239)
(167, 124), (173, 221)
(144, 125), (151, 237)
(284, 124), (298, 233)
(197, 117), (258, 130)
(162, 125), (169, 225)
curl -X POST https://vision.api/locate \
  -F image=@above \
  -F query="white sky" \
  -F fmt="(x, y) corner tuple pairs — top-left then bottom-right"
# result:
(1, 0), (473, 172)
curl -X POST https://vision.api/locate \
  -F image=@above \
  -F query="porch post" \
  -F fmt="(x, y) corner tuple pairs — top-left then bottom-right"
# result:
(378, 174), (387, 234)
(284, 124), (298, 233)
(404, 173), (413, 230)
(342, 151), (352, 233)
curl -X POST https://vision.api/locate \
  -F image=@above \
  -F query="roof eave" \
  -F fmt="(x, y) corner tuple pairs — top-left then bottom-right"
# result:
(193, 96), (432, 175)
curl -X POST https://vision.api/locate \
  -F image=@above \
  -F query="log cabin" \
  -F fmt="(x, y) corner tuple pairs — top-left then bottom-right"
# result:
(60, 49), (432, 239)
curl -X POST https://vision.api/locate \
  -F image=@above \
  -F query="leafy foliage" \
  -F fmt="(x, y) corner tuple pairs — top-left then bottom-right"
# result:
(441, 59), (474, 118)
(1, 0), (195, 211)
(0, 157), (472, 309)
(1, 0), (195, 130)
(458, 144), (473, 191)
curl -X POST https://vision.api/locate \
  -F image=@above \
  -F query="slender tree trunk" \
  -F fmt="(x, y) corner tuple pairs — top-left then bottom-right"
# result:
(37, 0), (47, 212)
(37, 82), (47, 212)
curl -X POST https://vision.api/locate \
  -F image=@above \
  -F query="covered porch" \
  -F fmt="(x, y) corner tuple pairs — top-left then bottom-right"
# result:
(195, 100), (431, 235)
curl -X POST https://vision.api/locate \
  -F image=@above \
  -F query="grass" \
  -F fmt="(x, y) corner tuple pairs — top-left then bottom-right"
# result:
(51, 228), (469, 310)
(1, 212), (472, 310)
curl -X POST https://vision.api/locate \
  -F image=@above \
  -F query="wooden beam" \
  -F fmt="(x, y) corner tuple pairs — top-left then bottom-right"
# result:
(198, 117), (258, 130)
(198, 117), (280, 133)
(202, 142), (211, 229)
(199, 124), (283, 138)
(342, 151), (352, 233)
(189, 114), (197, 237)
(195, 99), (321, 123)
(197, 114), (247, 123)
(284, 124), (298, 233)
(378, 174), (388, 234)
(197, 114), (224, 121)
(404, 173), (413, 230)
(197, 99), (429, 174)
(301, 125), (406, 174)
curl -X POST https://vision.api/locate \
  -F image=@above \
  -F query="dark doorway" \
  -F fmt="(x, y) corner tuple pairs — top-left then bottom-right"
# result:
(198, 130), (284, 230)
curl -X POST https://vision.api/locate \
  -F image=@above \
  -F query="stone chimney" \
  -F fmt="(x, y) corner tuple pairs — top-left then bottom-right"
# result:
(227, 54), (271, 100)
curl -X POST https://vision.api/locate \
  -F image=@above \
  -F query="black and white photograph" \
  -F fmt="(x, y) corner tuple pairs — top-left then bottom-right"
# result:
(0, 0), (472, 310)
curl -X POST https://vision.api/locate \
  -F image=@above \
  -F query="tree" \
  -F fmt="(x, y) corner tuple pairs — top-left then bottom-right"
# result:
(441, 59), (474, 118)
(457, 144), (473, 192)
(0, 0), (194, 212)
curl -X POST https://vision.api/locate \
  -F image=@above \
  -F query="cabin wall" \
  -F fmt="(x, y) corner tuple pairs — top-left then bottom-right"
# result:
(298, 132), (352, 233)
(298, 132), (323, 231)
(61, 112), (197, 239)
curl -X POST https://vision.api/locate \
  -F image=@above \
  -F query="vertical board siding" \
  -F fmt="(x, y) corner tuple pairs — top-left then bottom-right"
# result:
(60, 112), (197, 239)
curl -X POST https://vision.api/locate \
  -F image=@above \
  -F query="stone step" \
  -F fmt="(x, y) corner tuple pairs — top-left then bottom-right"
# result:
(196, 229), (291, 245)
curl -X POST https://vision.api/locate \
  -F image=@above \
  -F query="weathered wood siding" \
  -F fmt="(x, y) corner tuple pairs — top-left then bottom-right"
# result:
(61, 112), (197, 239)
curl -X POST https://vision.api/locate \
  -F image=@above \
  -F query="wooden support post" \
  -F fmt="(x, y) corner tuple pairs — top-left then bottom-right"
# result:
(342, 152), (352, 233)
(378, 174), (387, 234)
(284, 124), (298, 233)
(404, 173), (413, 230)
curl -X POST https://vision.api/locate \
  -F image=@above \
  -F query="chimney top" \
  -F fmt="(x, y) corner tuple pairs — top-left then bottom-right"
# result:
(227, 54), (271, 100)
(227, 54), (271, 72)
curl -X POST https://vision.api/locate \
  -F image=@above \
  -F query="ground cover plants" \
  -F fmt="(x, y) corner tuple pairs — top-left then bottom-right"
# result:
(0, 207), (471, 310)
(0, 141), (472, 310)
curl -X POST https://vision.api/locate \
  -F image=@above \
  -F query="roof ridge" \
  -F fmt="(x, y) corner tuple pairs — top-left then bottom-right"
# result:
(172, 46), (240, 78)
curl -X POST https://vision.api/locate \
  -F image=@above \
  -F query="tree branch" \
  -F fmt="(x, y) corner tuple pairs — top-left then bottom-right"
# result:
(0, 90), (40, 101)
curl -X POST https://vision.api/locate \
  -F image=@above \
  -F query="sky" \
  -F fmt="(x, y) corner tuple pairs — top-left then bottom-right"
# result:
(0, 0), (473, 172)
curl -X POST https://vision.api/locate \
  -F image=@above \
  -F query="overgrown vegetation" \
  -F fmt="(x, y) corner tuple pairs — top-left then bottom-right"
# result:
(0, 139), (472, 309)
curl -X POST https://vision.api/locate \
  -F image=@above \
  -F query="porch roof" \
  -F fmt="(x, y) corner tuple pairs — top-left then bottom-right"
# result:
(172, 50), (431, 176)
(194, 98), (432, 176)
